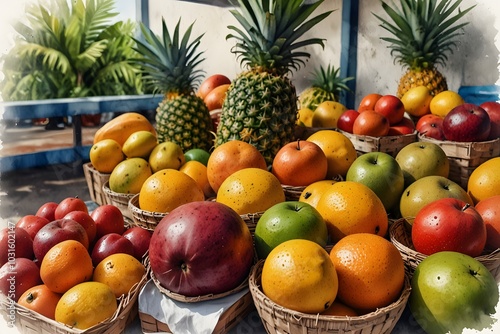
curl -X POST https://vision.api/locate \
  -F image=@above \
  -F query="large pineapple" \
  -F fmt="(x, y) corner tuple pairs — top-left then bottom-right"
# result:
(374, 0), (474, 98)
(133, 19), (213, 152)
(215, 0), (332, 165)
(299, 64), (354, 111)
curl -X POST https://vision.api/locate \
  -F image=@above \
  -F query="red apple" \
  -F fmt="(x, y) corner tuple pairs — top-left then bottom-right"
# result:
(412, 198), (486, 257)
(63, 211), (97, 244)
(479, 101), (500, 140)
(33, 219), (89, 262)
(0, 227), (34, 267)
(149, 201), (254, 297)
(35, 202), (58, 222)
(417, 114), (445, 140)
(16, 215), (50, 240)
(337, 109), (360, 133)
(91, 233), (135, 267)
(122, 227), (152, 260)
(442, 103), (491, 142)
(197, 74), (231, 100)
(388, 117), (416, 135)
(54, 197), (88, 220)
(90, 204), (126, 240)
(374, 94), (405, 125)
(0, 258), (42, 302)
(271, 140), (328, 187)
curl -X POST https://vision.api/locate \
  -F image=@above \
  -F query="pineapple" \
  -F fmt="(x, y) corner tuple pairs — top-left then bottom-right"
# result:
(133, 19), (213, 152)
(215, 0), (333, 165)
(374, 0), (474, 98)
(299, 64), (354, 111)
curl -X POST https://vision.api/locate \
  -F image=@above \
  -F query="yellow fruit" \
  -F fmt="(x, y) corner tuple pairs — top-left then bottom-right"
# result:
(311, 101), (347, 128)
(401, 86), (433, 117)
(261, 239), (338, 314)
(307, 130), (358, 179)
(467, 157), (500, 204)
(430, 90), (465, 117)
(93, 253), (146, 298)
(216, 168), (285, 214)
(139, 169), (205, 213)
(299, 179), (337, 209)
(109, 157), (152, 194)
(179, 160), (215, 199)
(148, 141), (186, 173)
(55, 281), (117, 330)
(89, 139), (124, 173)
(122, 130), (158, 159)
(93, 112), (156, 147)
(296, 107), (314, 127)
(315, 181), (388, 243)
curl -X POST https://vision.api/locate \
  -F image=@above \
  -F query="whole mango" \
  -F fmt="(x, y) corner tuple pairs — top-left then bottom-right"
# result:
(148, 142), (186, 173)
(122, 131), (158, 159)
(109, 158), (152, 194)
(93, 112), (156, 147)
(89, 139), (125, 173)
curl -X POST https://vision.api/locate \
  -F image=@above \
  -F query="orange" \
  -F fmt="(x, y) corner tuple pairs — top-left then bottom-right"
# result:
(476, 195), (500, 250)
(358, 93), (382, 112)
(89, 139), (124, 173)
(40, 240), (93, 294)
(429, 90), (464, 117)
(307, 130), (358, 179)
(352, 110), (390, 136)
(179, 160), (216, 198)
(401, 86), (433, 117)
(315, 181), (388, 243)
(329, 233), (405, 313)
(55, 281), (117, 330)
(208, 140), (268, 193)
(311, 101), (347, 128)
(17, 284), (62, 320)
(261, 239), (338, 314)
(299, 179), (338, 209)
(321, 301), (358, 317)
(139, 169), (205, 213)
(297, 107), (314, 127)
(216, 168), (285, 214)
(93, 253), (146, 298)
(467, 157), (500, 204)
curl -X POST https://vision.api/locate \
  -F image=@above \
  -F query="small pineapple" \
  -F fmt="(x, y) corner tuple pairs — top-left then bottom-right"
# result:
(215, 0), (333, 165)
(133, 19), (213, 152)
(299, 64), (354, 111)
(374, 0), (474, 98)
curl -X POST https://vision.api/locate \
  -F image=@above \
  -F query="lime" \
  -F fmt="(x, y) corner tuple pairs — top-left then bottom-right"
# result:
(184, 148), (211, 166)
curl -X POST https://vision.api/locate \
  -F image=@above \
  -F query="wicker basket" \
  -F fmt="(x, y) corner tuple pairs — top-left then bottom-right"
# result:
(240, 211), (265, 235)
(0, 267), (148, 334)
(281, 185), (306, 201)
(338, 129), (417, 157)
(390, 218), (500, 280)
(102, 181), (135, 221)
(83, 162), (110, 205)
(417, 133), (500, 188)
(249, 260), (411, 334)
(127, 193), (167, 231)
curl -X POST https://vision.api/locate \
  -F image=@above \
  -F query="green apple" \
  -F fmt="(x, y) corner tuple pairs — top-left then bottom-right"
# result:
(346, 151), (404, 213)
(409, 251), (498, 334)
(395, 142), (450, 188)
(254, 201), (328, 259)
(148, 142), (186, 173)
(399, 175), (473, 227)
(184, 148), (211, 166)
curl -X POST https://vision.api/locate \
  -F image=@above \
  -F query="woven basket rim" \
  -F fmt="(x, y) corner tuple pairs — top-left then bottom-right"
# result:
(249, 259), (411, 330)
(102, 181), (136, 199)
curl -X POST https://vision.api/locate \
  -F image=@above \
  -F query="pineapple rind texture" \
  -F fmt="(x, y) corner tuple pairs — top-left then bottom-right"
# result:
(299, 87), (337, 111)
(397, 68), (448, 98)
(156, 94), (214, 152)
(215, 71), (297, 166)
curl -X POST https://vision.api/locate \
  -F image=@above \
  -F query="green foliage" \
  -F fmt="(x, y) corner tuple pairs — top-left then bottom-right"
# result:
(0, 0), (146, 101)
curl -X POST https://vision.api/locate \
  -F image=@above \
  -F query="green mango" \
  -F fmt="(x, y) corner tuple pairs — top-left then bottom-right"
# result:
(122, 131), (158, 159)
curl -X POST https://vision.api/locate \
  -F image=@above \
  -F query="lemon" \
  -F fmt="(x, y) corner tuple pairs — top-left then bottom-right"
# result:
(430, 90), (465, 117)
(401, 86), (433, 117)
(296, 107), (314, 127)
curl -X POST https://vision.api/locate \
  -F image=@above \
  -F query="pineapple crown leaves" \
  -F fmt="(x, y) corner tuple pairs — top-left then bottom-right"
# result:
(226, 0), (334, 75)
(373, 0), (475, 70)
(310, 64), (354, 94)
(133, 18), (206, 95)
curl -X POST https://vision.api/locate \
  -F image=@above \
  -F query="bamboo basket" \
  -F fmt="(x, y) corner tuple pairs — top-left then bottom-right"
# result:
(127, 193), (167, 231)
(417, 133), (500, 188)
(102, 181), (135, 221)
(83, 162), (110, 206)
(389, 218), (500, 280)
(0, 267), (148, 334)
(338, 129), (417, 157)
(249, 260), (411, 334)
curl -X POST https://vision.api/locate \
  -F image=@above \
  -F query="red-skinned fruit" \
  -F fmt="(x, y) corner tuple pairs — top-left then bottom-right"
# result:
(16, 215), (51, 240)
(54, 197), (88, 220)
(0, 227), (34, 267)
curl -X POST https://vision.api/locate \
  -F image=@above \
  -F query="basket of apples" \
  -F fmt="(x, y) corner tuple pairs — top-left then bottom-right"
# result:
(336, 94), (418, 157)
(417, 100), (500, 188)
